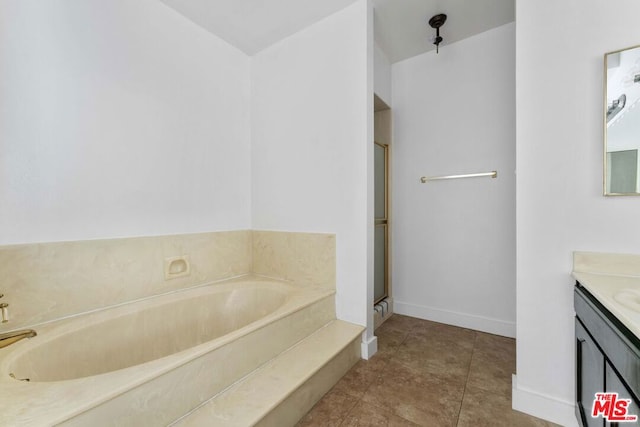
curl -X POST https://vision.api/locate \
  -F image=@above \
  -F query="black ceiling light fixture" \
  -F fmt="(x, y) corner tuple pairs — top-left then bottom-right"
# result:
(428, 14), (447, 54)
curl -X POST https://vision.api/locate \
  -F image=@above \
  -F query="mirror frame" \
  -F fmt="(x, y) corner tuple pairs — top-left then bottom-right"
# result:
(604, 43), (640, 196)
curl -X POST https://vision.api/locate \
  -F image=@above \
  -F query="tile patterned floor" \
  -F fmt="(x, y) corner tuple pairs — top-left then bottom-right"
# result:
(297, 315), (559, 427)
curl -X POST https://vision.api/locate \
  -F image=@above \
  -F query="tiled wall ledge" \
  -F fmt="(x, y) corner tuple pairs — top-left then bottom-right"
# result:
(0, 230), (335, 332)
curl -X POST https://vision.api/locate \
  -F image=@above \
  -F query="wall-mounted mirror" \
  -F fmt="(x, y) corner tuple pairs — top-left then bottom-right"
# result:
(605, 44), (640, 195)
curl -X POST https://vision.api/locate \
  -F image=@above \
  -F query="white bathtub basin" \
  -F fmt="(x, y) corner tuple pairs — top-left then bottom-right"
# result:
(0, 276), (335, 426)
(9, 283), (288, 382)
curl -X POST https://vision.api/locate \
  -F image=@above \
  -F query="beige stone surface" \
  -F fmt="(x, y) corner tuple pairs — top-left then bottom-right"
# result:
(0, 277), (335, 426)
(574, 251), (640, 276)
(252, 230), (336, 289)
(0, 229), (338, 331)
(0, 228), (341, 425)
(176, 320), (363, 427)
(573, 251), (640, 340)
(0, 230), (252, 331)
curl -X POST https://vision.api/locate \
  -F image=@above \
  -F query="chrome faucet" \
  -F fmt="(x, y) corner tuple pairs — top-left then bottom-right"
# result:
(0, 329), (37, 349)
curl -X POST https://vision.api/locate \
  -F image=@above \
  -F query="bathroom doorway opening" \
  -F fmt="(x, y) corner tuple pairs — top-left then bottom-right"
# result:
(373, 94), (392, 330)
(373, 94), (393, 308)
(374, 140), (389, 304)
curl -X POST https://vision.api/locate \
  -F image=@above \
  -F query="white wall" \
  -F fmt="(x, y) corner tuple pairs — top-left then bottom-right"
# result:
(0, 0), (251, 245)
(374, 43), (392, 106)
(251, 0), (373, 340)
(515, 1), (640, 425)
(391, 23), (516, 337)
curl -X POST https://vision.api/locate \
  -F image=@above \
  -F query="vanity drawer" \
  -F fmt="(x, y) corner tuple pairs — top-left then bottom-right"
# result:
(575, 285), (640, 401)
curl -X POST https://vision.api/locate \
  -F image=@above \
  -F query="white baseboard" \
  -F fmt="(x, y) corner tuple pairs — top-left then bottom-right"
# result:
(394, 300), (516, 338)
(360, 334), (378, 360)
(512, 375), (578, 427)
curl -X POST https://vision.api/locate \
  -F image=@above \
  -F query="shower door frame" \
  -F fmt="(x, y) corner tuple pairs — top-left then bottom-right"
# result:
(374, 141), (389, 304)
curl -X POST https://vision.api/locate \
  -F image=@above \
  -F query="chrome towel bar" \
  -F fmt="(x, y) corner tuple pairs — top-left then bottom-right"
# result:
(420, 171), (497, 183)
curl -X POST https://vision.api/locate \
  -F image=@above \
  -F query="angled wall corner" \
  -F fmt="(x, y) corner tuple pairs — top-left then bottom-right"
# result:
(250, 0), (372, 333)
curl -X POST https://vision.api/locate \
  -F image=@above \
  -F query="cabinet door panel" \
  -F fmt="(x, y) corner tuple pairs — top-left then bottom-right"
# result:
(605, 363), (640, 426)
(577, 319), (605, 427)
(575, 286), (640, 400)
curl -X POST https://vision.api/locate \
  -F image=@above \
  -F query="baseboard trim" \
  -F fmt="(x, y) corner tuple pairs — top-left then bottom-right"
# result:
(360, 334), (378, 360)
(394, 300), (516, 338)
(512, 374), (578, 427)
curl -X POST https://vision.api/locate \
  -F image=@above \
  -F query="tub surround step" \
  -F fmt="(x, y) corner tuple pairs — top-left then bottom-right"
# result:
(173, 319), (364, 427)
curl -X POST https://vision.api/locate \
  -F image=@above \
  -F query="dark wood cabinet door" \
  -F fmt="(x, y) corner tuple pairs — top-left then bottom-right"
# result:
(605, 362), (640, 426)
(577, 319), (605, 427)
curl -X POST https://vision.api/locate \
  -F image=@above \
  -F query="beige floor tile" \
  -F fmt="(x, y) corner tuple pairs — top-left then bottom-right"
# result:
(375, 325), (410, 358)
(377, 327), (410, 349)
(377, 315), (437, 335)
(466, 354), (515, 397)
(394, 335), (473, 384)
(332, 355), (390, 398)
(457, 385), (559, 427)
(474, 332), (516, 353)
(410, 322), (477, 350)
(342, 401), (420, 427)
(466, 333), (516, 397)
(296, 316), (557, 427)
(361, 359), (464, 427)
(295, 389), (359, 427)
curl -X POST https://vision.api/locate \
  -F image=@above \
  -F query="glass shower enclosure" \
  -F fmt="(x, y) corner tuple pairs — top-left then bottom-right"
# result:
(374, 142), (388, 303)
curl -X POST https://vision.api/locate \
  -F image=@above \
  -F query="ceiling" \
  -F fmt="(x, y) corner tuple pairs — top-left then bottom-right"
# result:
(158, 0), (514, 63)
(373, 0), (515, 63)
(158, 0), (358, 55)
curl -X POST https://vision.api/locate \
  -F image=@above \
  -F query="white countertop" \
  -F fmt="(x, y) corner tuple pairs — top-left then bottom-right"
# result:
(573, 251), (640, 341)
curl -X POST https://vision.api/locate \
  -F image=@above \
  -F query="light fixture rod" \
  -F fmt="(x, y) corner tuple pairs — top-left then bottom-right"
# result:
(428, 14), (447, 54)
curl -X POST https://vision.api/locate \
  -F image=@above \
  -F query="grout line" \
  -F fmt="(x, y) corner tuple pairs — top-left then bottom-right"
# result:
(455, 331), (478, 427)
(311, 316), (508, 427)
(336, 394), (361, 427)
(338, 323), (413, 425)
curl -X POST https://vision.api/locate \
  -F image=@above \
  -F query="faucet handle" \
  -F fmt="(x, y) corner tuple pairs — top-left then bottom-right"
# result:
(0, 303), (8, 323)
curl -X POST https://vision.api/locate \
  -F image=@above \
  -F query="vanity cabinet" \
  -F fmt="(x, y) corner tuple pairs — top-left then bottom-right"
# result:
(605, 362), (640, 425)
(576, 319), (605, 427)
(575, 283), (640, 426)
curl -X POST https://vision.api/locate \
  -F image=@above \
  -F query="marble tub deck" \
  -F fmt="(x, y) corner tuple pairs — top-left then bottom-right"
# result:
(297, 315), (558, 427)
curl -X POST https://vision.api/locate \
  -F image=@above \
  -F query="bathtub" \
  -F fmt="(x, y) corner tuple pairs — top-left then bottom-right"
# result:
(0, 276), (335, 426)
